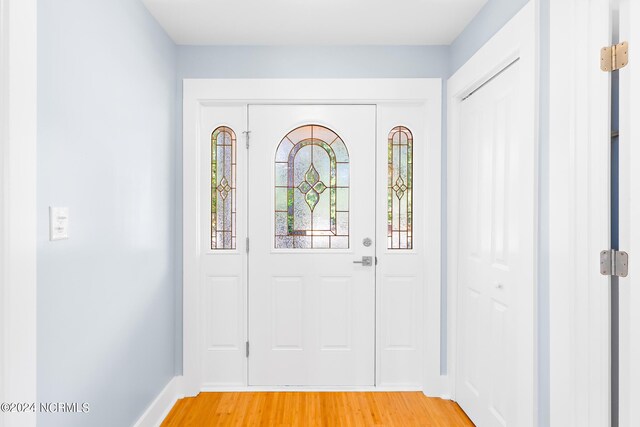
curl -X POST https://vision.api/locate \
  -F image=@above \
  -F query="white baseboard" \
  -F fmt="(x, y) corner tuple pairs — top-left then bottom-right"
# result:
(133, 376), (184, 427)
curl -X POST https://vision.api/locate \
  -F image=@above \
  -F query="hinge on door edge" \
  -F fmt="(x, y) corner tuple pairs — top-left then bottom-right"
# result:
(243, 130), (251, 148)
(246, 341), (249, 358)
(246, 237), (249, 253)
(600, 249), (629, 277)
(601, 41), (629, 72)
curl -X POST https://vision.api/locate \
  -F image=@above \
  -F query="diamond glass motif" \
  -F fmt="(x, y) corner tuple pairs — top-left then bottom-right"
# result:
(218, 176), (231, 200)
(393, 176), (407, 200)
(298, 164), (328, 211)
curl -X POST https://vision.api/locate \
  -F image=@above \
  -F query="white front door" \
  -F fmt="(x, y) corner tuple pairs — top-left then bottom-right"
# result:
(247, 105), (376, 386)
(455, 60), (533, 426)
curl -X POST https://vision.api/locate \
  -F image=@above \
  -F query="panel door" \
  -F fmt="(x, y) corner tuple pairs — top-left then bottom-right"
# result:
(455, 61), (530, 426)
(247, 105), (376, 386)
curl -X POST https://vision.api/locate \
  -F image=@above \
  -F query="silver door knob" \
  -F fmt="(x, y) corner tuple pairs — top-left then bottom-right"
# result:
(353, 256), (373, 266)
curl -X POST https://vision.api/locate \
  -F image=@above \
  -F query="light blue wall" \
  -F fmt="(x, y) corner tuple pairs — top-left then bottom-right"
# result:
(174, 45), (451, 372)
(178, 46), (450, 78)
(37, 0), (177, 426)
(450, 0), (531, 73)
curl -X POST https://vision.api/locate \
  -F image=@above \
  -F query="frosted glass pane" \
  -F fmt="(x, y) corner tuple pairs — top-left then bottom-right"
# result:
(337, 211), (349, 236)
(275, 163), (288, 186)
(275, 212), (288, 235)
(336, 188), (349, 211)
(331, 236), (348, 249)
(313, 236), (330, 248)
(275, 188), (288, 211)
(293, 236), (312, 248)
(313, 125), (339, 145)
(275, 138), (294, 162)
(293, 146), (311, 185)
(293, 190), (311, 232)
(332, 140), (349, 163)
(313, 195), (331, 230)
(337, 163), (349, 187)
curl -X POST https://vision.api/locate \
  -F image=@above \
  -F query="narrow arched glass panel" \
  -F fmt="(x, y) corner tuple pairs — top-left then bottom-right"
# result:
(274, 125), (349, 249)
(388, 126), (413, 249)
(211, 126), (236, 250)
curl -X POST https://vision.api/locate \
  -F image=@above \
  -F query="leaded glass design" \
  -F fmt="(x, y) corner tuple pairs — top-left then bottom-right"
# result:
(388, 126), (413, 249)
(211, 126), (236, 250)
(274, 125), (350, 249)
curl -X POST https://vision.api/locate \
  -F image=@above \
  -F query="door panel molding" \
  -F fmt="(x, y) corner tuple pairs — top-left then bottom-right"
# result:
(183, 79), (442, 396)
(447, 3), (537, 426)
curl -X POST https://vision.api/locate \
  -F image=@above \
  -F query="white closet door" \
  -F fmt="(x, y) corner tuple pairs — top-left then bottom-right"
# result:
(455, 60), (533, 427)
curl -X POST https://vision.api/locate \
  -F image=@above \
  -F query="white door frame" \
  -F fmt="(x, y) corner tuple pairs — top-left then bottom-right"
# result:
(0, 0), (38, 426)
(447, 2), (537, 425)
(182, 79), (443, 396)
(549, 0), (612, 426)
(619, 1), (639, 425)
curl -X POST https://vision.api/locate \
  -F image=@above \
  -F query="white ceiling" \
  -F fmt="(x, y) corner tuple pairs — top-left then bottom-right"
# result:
(142, 0), (488, 45)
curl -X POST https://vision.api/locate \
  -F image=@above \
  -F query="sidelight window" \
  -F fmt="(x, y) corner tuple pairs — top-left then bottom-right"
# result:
(211, 126), (237, 250)
(388, 126), (413, 249)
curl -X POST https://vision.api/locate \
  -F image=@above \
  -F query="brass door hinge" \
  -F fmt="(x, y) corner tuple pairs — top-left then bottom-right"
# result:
(601, 41), (629, 72)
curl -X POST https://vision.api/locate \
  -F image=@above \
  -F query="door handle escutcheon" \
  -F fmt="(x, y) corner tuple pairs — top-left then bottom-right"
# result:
(353, 256), (373, 266)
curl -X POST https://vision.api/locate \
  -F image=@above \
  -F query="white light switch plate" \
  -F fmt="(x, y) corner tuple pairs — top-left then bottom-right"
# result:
(49, 207), (69, 241)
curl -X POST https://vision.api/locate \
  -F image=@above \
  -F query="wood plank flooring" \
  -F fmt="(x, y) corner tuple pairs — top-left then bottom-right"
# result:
(161, 392), (474, 426)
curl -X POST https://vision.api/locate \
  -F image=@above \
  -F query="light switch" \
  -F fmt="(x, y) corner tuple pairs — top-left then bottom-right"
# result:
(49, 207), (69, 241)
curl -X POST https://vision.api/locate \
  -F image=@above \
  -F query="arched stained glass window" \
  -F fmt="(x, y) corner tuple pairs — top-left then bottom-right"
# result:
(388, 126), (413, 249)
(211, 126), (236, 250)
(274, 125), (349, 249)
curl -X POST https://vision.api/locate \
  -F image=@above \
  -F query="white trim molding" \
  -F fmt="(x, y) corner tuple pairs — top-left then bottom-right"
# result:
(182, 79), (443, 397)
(133, 377), (184, 427)
(549, 0), (611, 426)
(619, 0), (640, 425)
(1, 0), (37, 426)
(447, 2), (538, 425)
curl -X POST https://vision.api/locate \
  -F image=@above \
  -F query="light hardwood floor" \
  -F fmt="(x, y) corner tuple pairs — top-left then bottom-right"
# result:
(161, 392), (474, 426)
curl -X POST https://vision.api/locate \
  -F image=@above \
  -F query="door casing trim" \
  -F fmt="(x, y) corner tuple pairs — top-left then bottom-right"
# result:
(0, 0), (37, 426)
(183, 79), (443, 396)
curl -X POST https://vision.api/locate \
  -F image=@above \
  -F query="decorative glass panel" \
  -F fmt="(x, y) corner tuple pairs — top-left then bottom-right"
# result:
(274, 125), (349, 249)
(388, 126), (413, 249)
(211, 126), (237, 250)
